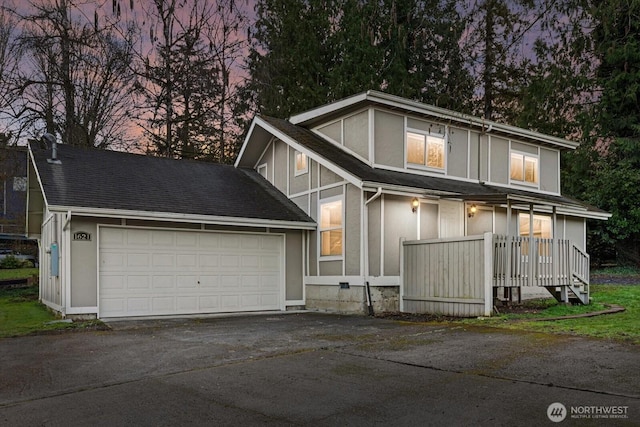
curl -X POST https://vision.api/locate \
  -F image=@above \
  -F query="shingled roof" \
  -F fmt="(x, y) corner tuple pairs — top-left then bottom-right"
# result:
(259, 116), (603, 213)
(29, 141), (314, 226)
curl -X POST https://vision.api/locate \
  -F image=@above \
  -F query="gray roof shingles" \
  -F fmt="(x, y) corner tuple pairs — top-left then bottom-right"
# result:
(261, 115), (601, 211)
(29, 141), (314, 224)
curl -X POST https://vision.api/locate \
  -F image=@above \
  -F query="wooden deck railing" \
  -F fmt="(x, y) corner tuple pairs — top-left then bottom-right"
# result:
(492, 235), (589, 288)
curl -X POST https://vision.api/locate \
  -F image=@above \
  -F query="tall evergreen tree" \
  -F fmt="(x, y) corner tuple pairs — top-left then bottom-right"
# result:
(585, 0), (640, 265)
(244, 0), (473, 118)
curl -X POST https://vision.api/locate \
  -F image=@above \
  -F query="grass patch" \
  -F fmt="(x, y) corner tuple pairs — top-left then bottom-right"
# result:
(0, 268), (39, 280)
(466, 285), (640, 344)
(0, 285), (108, 338)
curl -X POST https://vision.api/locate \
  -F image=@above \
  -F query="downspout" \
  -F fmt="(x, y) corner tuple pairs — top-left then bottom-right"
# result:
(363, 187), (383, 316)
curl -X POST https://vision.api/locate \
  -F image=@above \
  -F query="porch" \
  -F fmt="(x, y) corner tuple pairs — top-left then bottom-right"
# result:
(400, 233), (591, 317)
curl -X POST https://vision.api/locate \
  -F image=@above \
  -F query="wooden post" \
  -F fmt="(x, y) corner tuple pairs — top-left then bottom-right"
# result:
(505, 199), (512, 289)
(529, 204), (534, 288)
(552, 206), (558, 288)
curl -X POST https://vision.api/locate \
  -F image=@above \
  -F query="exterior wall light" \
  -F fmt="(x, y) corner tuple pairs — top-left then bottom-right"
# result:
(411, 197), (419, 213)
(468, 204), (477, 218)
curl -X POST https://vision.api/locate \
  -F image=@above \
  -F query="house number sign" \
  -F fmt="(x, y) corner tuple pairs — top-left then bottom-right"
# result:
(73, 231), (91, 241)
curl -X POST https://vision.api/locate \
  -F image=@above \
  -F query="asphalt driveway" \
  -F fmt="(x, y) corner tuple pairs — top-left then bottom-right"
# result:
(0, 312), (638, 426)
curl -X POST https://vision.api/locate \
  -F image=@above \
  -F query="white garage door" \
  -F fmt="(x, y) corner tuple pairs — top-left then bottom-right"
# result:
(98, 227), (283, 318)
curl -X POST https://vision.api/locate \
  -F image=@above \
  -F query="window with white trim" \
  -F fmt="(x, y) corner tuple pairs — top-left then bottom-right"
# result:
(519, 213), (552, 255)
(510, 152), (538, 185)
(319, 198), (343, 257)
(406, 131), (445, 170)
(294, 151), (308, 175)
(519, 214), (551, 238)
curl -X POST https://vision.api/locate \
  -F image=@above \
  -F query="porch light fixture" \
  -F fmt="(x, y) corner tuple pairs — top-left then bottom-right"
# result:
(468, 204), (477, 218)
(411, 198), (419, 213)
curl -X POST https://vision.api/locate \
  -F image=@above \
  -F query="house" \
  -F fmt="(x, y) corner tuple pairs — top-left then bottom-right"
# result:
(27, 91), (608, 319)
(235, 91), (608, 315)
(1, 146), (28, 237)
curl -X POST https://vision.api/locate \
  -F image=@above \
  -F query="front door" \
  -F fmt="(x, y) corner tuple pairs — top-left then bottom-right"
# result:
(439, 200), (463, 238)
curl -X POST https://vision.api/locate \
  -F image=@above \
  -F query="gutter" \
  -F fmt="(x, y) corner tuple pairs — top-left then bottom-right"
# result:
(46, 206), (317, 230)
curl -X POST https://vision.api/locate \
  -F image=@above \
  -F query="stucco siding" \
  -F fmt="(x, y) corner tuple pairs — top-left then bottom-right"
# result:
(448, 127), (468, 178)
(469, 131), (480, 180)
(256, 141), (273, 183)
(319, 165), (342, 187)
(511, 141), (538, 155)
(70, 218), (98, 307)
(310, 159), (318, 189)
(290, 194), (309, 215)
(565, 216), (586, 250)
(367, 197), (381, 276)
(490, 136), (509, 184)
(467, 208), (493, 235)
(317, 121), (342, 143)
(419, 203), (438, 240)
(285, 230), (304, 300)
(309, 193), (318, 275)
(345, 185), (361, 276)
(540, 148), (560, 193)
(319, 260), (342, 275)
(273, 140), (287, 192)
(479, 134), (489, 182)
(374, 110), (404, 168)
(407, 118), (445, 135)
(344, 111), (369, 159)
(384, 195), (418, 276)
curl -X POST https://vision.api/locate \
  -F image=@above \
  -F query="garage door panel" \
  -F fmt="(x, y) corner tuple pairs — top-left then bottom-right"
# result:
(99, 228), (283, 318)
(199, 296), (220, 310)
(127, 253), (150, 267)
(176, 275), (197, 288)
(127, 229), (150, 246)
(199, 276), (220, 288)
(127, 275), (150, 290)
(219, 235), (240, 249)
(152, 253), (175, 267)
(101, 275), (125, 290)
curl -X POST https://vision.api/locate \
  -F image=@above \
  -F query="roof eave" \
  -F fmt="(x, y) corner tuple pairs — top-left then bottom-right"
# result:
(290, 90), (578, 151)
(47, 205), (317, 230)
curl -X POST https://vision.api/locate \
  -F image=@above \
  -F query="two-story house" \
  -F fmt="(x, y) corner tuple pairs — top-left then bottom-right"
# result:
(236, 91), (608, 315)
(27, 91), (607, 319)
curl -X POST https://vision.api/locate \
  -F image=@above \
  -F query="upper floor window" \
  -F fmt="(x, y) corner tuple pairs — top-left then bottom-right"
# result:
(295, 151), (308, 176)
(319, 198), (342, 257)
(406, 131), (445, 170)
(510, 152), (538, 185)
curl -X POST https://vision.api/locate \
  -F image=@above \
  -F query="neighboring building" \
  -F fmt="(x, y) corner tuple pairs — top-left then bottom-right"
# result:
(1, 146), (28, 237)
(27, 92), (609, 319)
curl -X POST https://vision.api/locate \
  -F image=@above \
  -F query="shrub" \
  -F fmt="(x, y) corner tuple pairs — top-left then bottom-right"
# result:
(0, 255), (22, 269)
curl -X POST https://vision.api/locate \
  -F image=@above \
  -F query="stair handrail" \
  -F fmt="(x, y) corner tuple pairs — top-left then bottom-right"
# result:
(571, 243), (590, 285)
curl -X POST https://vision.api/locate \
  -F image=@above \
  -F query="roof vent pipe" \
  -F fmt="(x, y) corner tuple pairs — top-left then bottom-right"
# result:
(43, 133), (61, 164)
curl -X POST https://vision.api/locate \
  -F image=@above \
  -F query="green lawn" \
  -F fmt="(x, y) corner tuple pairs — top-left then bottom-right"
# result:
(0, 277), (107, 338)
(465, 284), (640, 344)
(0, 268), (39, 280)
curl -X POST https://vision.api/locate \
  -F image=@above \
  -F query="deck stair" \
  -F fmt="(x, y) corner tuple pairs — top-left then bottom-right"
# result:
(493, 235), (590, 305)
